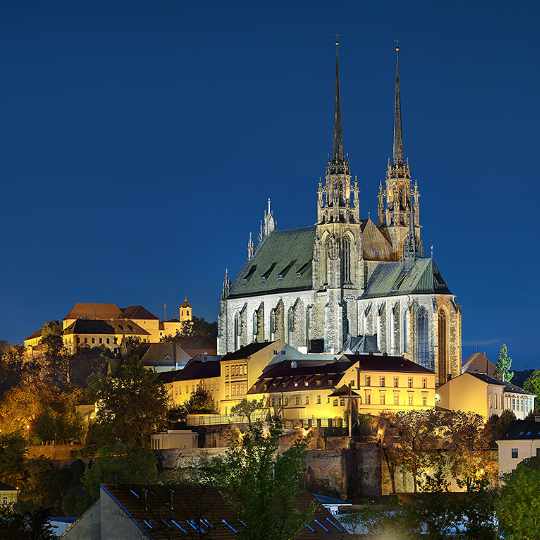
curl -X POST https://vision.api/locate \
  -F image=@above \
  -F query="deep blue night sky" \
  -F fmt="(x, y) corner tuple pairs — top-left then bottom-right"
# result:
(0, 1), (538, 369)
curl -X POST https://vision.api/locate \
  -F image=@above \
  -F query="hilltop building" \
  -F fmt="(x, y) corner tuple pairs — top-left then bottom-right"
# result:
(24, 299), (194, 357)
(218, 45), (461, 386)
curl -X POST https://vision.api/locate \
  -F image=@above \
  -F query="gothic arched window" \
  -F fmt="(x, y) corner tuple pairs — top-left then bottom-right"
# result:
(234, 312), (241, 351)
(438, 310), (448, 386)
(403, 308), (409, 353)
(342, 236), (351, 284)
(270, 309), (276, 339)
(392, 303), (400, 355)
(416, 306), (429, 368)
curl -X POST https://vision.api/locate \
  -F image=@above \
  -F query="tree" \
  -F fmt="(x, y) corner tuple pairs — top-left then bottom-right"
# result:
(523, 370), (540, 411)
(82, 443), (158, 501)
(0, 432), (27, 488)
(200, 418), (314, 540)
(230, 398), (265, 425)
(496, 459), (540, 539)
(495, 343), (514, 382)
(184, 386), (216, 415)
(0, 506), (54, 540)
(484, 410), (517, 447)
(89, 356), (168, 448)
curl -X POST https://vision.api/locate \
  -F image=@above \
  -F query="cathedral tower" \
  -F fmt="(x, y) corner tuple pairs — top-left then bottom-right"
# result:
(312, 40), (363, 352)
(378, 45), (422, 259)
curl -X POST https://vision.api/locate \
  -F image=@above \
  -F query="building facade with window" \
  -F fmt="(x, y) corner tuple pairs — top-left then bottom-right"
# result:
(438, 372), (536, 420)
(218, 46), (461, 386)
(496, 417), (540, 475)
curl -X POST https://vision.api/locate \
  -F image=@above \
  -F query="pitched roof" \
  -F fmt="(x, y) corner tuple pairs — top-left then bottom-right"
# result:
(344, 353), (435, 374)
(462, 352), (496, 377)
(504, 381), (534, 396)
(173, 336), (217, 357)
(328, 385), (360, 397)
(361, 258), (451, 299)
(141, 343), (186, 366)
(102, 484), (344, 539)
(468, 372), (506, 386)
(121, 305), (159, 320)
(63, 319), (150, 336)
(361, 218), (392, 261)
(500, 419), (540, 441)
(158, 359), (221, 384)
(64, 303), (123, 320)
(221, 341), (276, 361)
(248, 360), (352, 395)
(25, 328), (42, 340)
(228, 228), (315, 298)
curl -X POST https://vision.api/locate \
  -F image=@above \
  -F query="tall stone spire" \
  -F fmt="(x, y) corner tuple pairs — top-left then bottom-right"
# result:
(392, 43), (405, 165)
(326, 37), (350, 176)
(332, 39), (345, 163)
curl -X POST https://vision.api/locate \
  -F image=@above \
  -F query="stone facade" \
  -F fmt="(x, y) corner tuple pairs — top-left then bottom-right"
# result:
(218, 46), (462, 382)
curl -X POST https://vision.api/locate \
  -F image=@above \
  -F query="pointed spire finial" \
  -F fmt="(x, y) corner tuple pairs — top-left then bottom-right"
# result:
(247, 232), (254, 260)
(392, 41), (405, 165)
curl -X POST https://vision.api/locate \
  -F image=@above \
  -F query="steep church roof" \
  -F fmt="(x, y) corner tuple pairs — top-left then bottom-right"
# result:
(228, 227), (315, 298)
(362, 258), (451, 299)
(361, 218), (393, 260)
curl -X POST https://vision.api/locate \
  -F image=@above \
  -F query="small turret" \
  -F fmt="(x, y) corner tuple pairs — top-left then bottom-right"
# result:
(179, 297), (192, 322)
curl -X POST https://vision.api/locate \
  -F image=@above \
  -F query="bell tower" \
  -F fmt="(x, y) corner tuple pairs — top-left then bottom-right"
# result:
(378, 45), (422, 259)
(312, 40), (363, 353)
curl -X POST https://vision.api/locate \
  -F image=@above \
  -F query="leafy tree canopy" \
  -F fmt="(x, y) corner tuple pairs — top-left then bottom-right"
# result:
(199, 418), (313, 540)
(523, 370), (540, 411)
(495, 343), (514, 382)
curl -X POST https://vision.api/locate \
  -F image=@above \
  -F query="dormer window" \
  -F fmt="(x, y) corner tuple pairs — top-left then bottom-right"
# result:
(261, 263), (276, 281)
(278, 260), (296, 280)
(296, 261), (310, 276)
(244, 265), (257, 281)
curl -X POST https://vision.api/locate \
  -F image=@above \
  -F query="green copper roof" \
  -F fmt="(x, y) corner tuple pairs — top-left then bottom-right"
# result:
(229, 227), (315, 298)
(362, 258), (451, 299)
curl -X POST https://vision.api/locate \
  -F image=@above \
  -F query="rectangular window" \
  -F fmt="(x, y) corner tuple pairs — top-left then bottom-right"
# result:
(350, 379), (355, 387)
(333, 399), (338, 407)
(284, 397), (288, 406)
(305, 396), (309, 405)
(380, 377), (385, 387)
(379, 391), (386, 405)
(393, 377), (399, 388)
(408, 393), (414, 406)
(393, 392), (399, 405)
(91, 337), (95, 344)
(295, 396), (300, 406)
(511, 448), (519, 459)
(422, 378), (427, 389)
(316, 395), (321, 404)
(422, 394), (428, 407)
(99, 337), (103, 344)
(408, 377), (413, 388)
(339, 398), (345, 406)
(365, 375), (371, 387)
(365, 392), (371, 405)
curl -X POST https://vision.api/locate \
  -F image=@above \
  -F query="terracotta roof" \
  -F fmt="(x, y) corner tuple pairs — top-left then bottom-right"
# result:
(122, 305), (159, 320)
(64, 303), (123, 320)
(101, 484), (343, 539)
(63, 319), (150, 336)
(344, 353), (435, 374)
(221, 341), (276, 361)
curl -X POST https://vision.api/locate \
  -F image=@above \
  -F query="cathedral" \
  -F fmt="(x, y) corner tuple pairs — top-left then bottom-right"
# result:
(218, 46), (462, 385)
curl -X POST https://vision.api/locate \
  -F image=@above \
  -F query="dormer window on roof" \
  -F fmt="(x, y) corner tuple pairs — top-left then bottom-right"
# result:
(296, 261), (310, 276)
(261, 263), (276, 281)
(243, 265), (257, 281)
(277, 259), (296, 279)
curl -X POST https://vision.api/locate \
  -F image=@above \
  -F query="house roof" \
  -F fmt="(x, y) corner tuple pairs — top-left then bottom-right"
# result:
(462, 352), (496, 376)
(248, 360), (352, 395)
(63, 319), (150, 336)
(173, 336), (217, 357)
(500, 419), (540, 441)
(361, 258), (452, 299)
(64, 303), (123, 320)
(328, 385), (360, 398)
(141, 343), (186, 366)
(221, 341), (276, 361)
(101, 484), (344, 539)
(468, 372), (506, 386)
(25, 328), (42, 340)
(0, 481), (16, 491)
(361, 218), (393, 261)
(121, 305), (159, 320)
(158, 359), (221, 384)
(504, 381), (534, 396)
(344, 353), (435, 374)
(228, 227), (315, 298)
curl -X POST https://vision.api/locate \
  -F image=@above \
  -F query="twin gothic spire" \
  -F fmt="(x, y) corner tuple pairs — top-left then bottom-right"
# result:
(326, 42), (409, 173)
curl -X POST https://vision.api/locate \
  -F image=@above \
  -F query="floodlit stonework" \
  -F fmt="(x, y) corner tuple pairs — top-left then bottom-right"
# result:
(218, 46), (462, 384)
